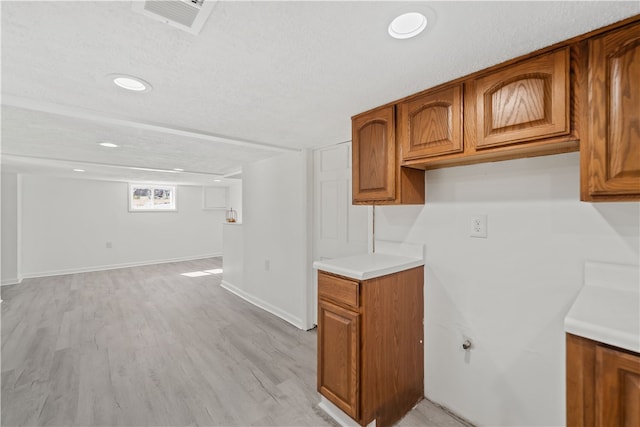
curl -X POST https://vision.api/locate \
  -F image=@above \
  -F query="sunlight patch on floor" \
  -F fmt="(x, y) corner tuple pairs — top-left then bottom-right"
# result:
(181, 269), (223, 277)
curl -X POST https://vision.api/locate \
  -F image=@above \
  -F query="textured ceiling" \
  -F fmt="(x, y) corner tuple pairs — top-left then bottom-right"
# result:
(2, 1), (639, 185)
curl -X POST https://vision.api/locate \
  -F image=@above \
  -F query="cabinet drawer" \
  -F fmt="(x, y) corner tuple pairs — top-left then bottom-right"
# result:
(318, 272), (360, 309)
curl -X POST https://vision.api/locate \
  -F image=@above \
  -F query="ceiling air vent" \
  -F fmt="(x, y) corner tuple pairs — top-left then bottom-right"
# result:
(132, 0), (216, 35)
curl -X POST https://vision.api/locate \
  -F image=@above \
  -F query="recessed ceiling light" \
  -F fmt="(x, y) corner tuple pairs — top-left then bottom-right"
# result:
(129, 167), (178, 173)
(73, 168), (85, 172)
(173, 168), (184, 172)
(109, 74), (152, 92)
(388, 12), (427, 39)
(99, 142), (119, 148)
(214, 179), (222, 182)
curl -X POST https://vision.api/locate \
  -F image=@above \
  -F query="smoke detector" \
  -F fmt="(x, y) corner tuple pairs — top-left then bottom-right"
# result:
(132, 0), (216, 35)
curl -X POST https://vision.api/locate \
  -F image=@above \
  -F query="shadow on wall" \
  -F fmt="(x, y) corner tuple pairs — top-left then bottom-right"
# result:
(592, 203), (640, 256)
(424, 152), (580, 203)
(377, 152), (590, 243)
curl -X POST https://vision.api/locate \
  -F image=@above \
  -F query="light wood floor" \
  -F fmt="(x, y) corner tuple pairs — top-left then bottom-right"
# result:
(2, 258), (470, 426)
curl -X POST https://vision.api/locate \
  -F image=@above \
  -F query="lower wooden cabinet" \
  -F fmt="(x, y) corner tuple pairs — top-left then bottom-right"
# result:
(566, 333), (640, 427)
(317, 267), (424, 427)
(317, 299), (360, 419)
(596, 345), (640, 426)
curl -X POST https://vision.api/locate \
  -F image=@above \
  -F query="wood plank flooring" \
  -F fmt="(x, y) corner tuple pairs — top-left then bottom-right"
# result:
(2, 258), (470, 426)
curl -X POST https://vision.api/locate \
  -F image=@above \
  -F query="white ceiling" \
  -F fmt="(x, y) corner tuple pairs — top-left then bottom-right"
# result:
(2, 1), (639, 186)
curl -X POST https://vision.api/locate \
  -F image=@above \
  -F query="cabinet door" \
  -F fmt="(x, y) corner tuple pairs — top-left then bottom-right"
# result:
(317, 299), (360, 420)
(400, 84), (463, 160)
(596, 346), (640, 427)
(586, 22), (640, 198)
(475, 48), (570, 149)
(352, 106), (396, 203)
(566, 334), (596, 427)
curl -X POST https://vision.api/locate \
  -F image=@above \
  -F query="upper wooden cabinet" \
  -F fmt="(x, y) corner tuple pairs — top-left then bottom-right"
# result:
(355, 15), (640, 202)
(475, 48), (570, 149)
(352, 106), (396, 203)
(582, 21), (640, 201)
(399, 84), (463, 160)
(352, 105), (425, 205)
(400, 47), (580, 168)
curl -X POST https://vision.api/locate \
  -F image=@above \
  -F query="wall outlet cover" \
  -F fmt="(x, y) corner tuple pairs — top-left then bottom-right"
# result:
(470, 215), (487, 238)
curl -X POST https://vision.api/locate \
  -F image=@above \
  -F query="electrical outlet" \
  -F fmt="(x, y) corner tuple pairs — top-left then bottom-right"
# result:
(264, 259), (270, 271)
(470, 215), (487, 238)
(106, 241), (112, 248)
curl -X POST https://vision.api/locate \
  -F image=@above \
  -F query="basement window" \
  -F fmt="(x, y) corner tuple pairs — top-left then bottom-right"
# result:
(129, 184), (177, 212)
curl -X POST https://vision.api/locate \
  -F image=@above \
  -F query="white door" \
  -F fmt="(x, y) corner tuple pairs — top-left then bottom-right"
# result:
(312, 142), (368, 323)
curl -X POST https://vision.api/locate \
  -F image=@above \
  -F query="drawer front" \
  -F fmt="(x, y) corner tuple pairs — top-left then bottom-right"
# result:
(318, 272), (359, 309)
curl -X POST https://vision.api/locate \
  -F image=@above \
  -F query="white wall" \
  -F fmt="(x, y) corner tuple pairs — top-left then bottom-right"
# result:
(20, 175), (225, 277)
(1, 172), (21, 285)
(222, 223), (243, 289)
(222, 151), (312, 330)
(227, 179), (243, 224)
(373, 152), (639, 426)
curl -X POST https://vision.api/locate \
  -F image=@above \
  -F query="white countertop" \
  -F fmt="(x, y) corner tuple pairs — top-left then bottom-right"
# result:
(565, 261), (640, 353)
(313, 253), (424, 281)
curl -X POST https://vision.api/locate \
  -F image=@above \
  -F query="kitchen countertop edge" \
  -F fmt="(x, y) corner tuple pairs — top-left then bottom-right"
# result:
(313, 253), (424, 281)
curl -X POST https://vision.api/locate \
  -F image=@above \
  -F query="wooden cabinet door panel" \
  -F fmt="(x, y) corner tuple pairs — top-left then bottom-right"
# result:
(317, 300), (359, 419)
(352, 106), (396, 202)
(400, 84), (463, 160)
(596, 346), (640, 427)
(475, 48), (570, 148)
(359, 267), (424, 427)
(587, 22), (640, 197)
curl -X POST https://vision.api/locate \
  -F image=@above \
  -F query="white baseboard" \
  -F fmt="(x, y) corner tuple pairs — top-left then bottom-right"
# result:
(318, 396), (375, 427)
(20, 253), (222, 280)
(1, 277), (22, 287)
(220, 279), (306, 330)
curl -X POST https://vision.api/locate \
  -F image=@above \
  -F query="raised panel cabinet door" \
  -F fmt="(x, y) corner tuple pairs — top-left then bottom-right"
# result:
(566, 334), (597, 427)
(587, 22), (640, 198)
(400, 84), (463, 160)
(475, 48), (570, 149)
(352, 106), (396, 203)
(596, 346), (640, 427)
(317, 299), (360, 420)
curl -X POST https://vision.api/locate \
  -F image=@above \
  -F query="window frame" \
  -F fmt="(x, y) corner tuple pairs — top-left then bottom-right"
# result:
(128, 183), (178, 212)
